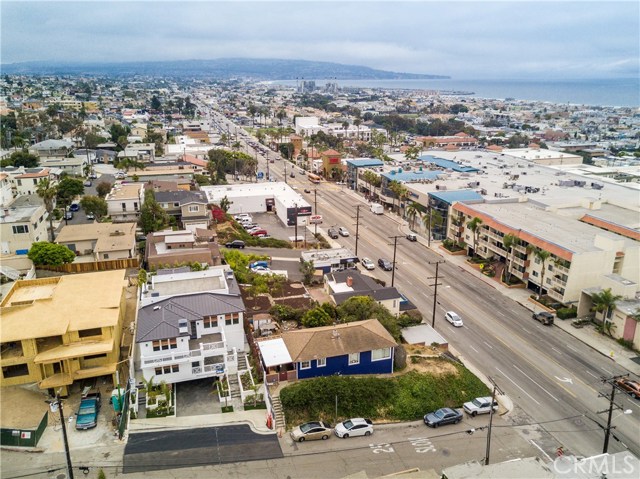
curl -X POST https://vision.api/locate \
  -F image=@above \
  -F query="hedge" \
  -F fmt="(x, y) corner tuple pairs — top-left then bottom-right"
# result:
(556, 306), (577, 319)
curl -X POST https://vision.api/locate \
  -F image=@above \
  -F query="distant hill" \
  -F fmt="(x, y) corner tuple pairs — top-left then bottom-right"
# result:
(0, 58), (449, 80)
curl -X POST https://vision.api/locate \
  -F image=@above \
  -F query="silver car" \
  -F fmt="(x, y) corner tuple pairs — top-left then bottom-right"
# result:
(290, 421), (332, 442)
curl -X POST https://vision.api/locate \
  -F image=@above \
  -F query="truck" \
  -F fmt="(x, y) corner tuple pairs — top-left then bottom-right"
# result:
(463, 396), (499, 417)
(370, 203), (384, 215)
(532, 311), (554, 325)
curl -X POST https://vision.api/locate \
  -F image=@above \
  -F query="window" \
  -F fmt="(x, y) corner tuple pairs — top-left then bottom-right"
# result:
(12, 225), (29, 234)
(154, 364), (179, 375)
(188, 205), (199, 212)
(317, 358), (326, 367)
(203, 316), (217, 328)
(225, 313), (240, 325)
(2, 364), (29, 378)
(348, 352), (360, 365)
(300, 360), (311, 370)
(532, 271), (539, 277)
(32, 179), (38, 185)
(134, 202), (139, 211)
(548, 264), (553, 271)
(104, 254), (109, 259)
(79, 328), (102, 338)
(121, 202), (127, 211)
(371, 348), (391, 361)
(152, 339), (177, 351)
(174, 202), (180, 207)
(84, 353), (107, 360)
(17, 179), (22, 186)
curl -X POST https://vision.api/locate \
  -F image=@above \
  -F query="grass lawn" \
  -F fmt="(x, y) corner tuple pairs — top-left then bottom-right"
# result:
(280, 358), (489, 426)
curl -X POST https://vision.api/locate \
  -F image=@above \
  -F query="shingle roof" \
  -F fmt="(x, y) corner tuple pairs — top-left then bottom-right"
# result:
(154, 190), (207, 205)
(282, 319), (397, 362)
(136, 292), (245, 343)
(326, 270), (402, 305)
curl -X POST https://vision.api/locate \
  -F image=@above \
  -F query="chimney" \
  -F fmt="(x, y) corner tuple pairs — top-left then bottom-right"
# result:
(346, 276), (353, 287)
(332, 329), (340, 339)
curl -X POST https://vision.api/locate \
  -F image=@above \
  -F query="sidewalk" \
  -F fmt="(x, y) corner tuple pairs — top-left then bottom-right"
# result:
(396, 220), (640, 376)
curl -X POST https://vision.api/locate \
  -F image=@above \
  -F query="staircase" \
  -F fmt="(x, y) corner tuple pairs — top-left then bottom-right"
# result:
(271, 396), (285, 429)
(237, 353), (249, 372)
(0, 266), (21, 281)
(227, 374), (241, 399)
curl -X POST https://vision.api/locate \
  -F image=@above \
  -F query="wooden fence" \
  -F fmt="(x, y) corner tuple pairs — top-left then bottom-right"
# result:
(37, 258), (139, 274)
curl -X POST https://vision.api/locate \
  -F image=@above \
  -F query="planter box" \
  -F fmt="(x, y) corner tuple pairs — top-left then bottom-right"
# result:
(528, 297), (556, 313)
(439, 245), (466, 256)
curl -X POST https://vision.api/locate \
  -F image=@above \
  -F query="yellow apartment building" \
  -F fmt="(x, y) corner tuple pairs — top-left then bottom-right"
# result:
(0, 270), (128, 396)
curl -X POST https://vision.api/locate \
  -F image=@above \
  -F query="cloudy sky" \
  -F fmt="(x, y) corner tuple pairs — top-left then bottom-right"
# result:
(2, 1), (638, 79)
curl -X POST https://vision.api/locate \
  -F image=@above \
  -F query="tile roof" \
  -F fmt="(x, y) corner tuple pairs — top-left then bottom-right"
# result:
(281, 319), (397, 362)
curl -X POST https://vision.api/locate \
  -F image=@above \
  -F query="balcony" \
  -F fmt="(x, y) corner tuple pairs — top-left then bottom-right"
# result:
(547, 288), (564, 302)
(192, 362), (225, 376)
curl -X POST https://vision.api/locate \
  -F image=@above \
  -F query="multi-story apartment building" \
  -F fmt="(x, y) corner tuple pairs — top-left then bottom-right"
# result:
(0, 195), (49, 254)
(135, 268), (246, 384)
(0, 270), (128, 396)
(106, 182), (145, 222)
(12, 168), (52, 197)
(0, 173), (15, 206)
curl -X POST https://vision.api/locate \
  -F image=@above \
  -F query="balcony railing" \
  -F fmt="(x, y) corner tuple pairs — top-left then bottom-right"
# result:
(192, 362), (225, 376)
(142, 341), (226, 367)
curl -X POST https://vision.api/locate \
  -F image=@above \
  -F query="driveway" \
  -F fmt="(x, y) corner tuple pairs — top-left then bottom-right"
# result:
(123, 424), (283, 473)
(175, 378), (221, 417)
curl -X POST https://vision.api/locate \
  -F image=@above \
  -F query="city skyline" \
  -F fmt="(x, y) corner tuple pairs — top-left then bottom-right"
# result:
(1, 0), (638, 80)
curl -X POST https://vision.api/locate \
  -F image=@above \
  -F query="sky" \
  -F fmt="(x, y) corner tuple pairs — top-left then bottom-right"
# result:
(1, 1), (638, 79)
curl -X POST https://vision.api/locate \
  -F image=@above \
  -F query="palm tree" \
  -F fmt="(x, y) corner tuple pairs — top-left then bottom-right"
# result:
(467, 217), (484, 258)
(532, 247), (551, 299)
(422, 207), (443, 247)
(591, 288), (623, 334)
(36, 178), (57, 242)
(502, 233), (520, 284)
(353, 118), (362, 141)
(405, 202), (422, 230)
(387, 180), (402, 213)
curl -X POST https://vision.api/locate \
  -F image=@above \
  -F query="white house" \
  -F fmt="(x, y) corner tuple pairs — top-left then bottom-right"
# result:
(106, 183), (145, 222)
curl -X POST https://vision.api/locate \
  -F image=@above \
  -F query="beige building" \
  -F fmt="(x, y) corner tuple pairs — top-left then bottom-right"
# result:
(0, 270), (128, 396)
(55, 222), (137, 260)
(0, 195), (49, 254)
(106, 182), (145, 222)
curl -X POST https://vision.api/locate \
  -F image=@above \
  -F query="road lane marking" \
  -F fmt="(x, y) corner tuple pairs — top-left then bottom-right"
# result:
(522, 327), (531, 334)
(601, 367), (613, 374)
(551, 347), (562, 355)
(496, 367), (541, 405)
(586, 370), (599, 379)
(513, 364), (560, 401)
(530, 440), (553, 462)
(483, 341), (494, 350)
(566, 344), (578, 352)
(469, 345), (479, 353)
(554, 376), (573, 384)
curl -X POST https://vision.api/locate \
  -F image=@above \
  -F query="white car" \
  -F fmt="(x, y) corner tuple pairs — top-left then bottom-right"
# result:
(445, 311), (464, 327)
(463, 397), (499, 417)
(361, 258), (375, 270)
(338, 227), (349, 237)
(252, 267), (273, 275)
(334, 418), (373, 438)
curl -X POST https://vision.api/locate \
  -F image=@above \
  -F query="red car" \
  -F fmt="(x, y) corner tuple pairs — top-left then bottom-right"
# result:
(616, 377), (640, 399)
(250, 229), (267, 236)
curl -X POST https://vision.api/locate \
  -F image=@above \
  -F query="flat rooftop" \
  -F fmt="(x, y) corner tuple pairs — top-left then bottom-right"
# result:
(107, 183), (143, 200)
(202, 182), (310, 209)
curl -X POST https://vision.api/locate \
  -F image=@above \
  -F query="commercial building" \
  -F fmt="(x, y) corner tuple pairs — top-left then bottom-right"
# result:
(300, 248), (358, 273)
(0, 270), (128, 396)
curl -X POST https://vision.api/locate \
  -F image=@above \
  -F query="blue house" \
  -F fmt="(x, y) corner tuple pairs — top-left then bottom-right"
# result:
(258, 319), (397, 382)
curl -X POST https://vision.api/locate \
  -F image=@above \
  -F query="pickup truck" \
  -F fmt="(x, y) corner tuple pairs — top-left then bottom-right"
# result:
(532, 311), (554, 325)
(463, 396), (498, 417)
(76, 392), (101, 430)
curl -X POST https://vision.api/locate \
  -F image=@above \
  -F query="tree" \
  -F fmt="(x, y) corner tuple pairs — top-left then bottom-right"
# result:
(300, 307), (333, 328)
(467, 217), (484, 258)
(109, 123), (130, 144)
(421, 207), (443, 247)
(28, 242), (75, 266)
(80, 195), (108, 220)
(36, 178), (57, 242)
(139, 189), (168, 234)
(387, 180), (408, 214)
(502, 234), (520, 284)
(96, 181), (112, 198)
(150, 95), (162, 111)
(219, 195), (232, 213)
(56, 177), (85, 208)
(300, 260), (315, 285)
(405, 202), (422, 231)
(591, 288), (623, 332)
(404, 145), (421, 162)
(532, 247), (551, 299)
(6, 150), (39, 168)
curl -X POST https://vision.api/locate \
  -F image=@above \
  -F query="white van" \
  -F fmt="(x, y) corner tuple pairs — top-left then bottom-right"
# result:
(370, 203), (384, 215)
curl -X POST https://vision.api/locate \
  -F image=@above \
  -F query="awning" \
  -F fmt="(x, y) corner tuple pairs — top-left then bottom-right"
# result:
(257, 338), (292, 368)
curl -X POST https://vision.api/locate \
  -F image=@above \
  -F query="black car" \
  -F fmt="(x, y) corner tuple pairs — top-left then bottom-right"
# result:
(378, 258), (393, 271)
(424, 408), (463, 427)
(328, 228), (339, 239)
(225, 240), (246, 249)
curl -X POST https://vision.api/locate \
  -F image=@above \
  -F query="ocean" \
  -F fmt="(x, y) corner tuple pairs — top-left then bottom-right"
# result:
(277, 78), (639, 108)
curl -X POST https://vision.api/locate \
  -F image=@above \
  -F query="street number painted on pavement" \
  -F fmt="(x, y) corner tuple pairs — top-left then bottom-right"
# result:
(409, 437), (436, 453)
(370, 443), (394, 453)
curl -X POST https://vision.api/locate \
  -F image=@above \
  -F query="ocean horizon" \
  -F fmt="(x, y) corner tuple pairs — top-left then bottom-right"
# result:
(276, 78), (639, 108)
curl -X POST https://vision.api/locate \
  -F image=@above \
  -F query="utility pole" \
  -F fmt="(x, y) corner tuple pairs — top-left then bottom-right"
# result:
(428, 260), (445, 328)
(294, 203), (298, 249)
(284, 159), (287, 184)
(388, 235), (404, 287)
(46, 393), (74, 479)
(599, 375), (631, 454)
(484, 377), (504, 466)
(353, 205), (362, 256)
(314, 189), (318, 235)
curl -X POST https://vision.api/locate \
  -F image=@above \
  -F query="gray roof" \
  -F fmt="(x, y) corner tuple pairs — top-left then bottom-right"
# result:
(327, 269), (402, 305)
(154, 190), (207, 205)
(136, 292), (245, 343)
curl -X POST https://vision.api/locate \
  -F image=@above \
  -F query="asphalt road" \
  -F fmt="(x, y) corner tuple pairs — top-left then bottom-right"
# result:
(204, 109), (640, 459)
(123, 425), (283, 473)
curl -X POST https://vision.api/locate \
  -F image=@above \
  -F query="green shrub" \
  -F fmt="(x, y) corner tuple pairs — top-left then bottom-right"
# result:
(556, 307), (577, 319)
(398, 311), (422, 328)
(617, 338), (634, 350)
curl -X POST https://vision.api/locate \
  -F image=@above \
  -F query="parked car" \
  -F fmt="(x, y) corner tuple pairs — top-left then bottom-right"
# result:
(84, 180), (92, 187)
(304, 188), (311, 193)
(328, 228), (339, 239)
(114, 171), (126, 179)
(69, 203), (80, 212)
(243, 223), (259, 230)
(88, 173), (98, 179)
(378, 258), (393, 271)
(424, 408), (463, 427)
(290, 421), (333, 442)
(615, 377), (640, 399)
(250, 261), (269, 270)
(225, 240), (246, 249)
(445, 311), (464, 327)
(463, 397), (499, 416)
(532, 311), (554, 325)
(406, 233), (417, 242)
(86, 213), (95, 220)
(361, 258), (375, 270)
(234, 213), (252, 221)
(338, 227), (349, 237)
(252, 267), (273, 275)
(250, 229), (268, 236)
(76, 392), (101, 430)
(64, 211), (74, 220)
(334, 418), (373, 438)
(290, 172), (295, 178)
